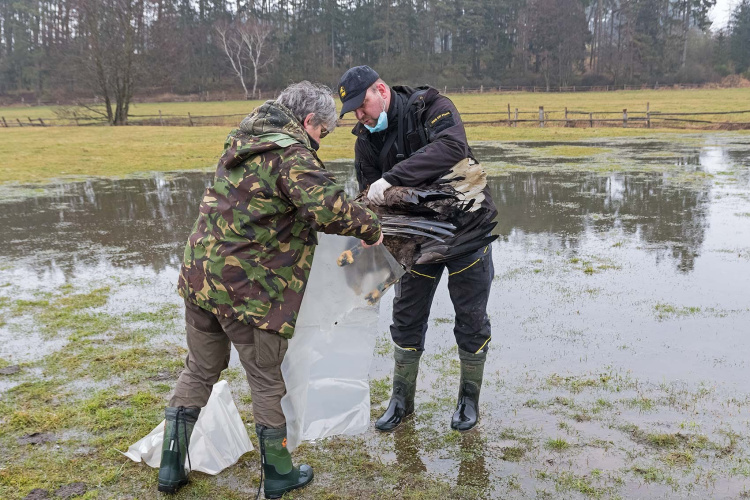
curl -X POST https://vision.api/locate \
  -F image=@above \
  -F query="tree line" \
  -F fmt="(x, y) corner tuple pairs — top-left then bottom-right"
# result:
(1, 0), (749, 124)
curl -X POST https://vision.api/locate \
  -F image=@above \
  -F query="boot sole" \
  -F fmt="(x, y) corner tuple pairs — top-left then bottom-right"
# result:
(157, 479), (187, 494)
(375, 410), (414, 433)
(264, 470), (314, 499)
(452, 422), (479, 432)
(451, 418), (480, 432)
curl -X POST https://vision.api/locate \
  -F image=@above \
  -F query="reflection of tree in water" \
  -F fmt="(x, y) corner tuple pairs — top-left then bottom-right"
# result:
(0, 160), (713, 278)
(0, 173), (212, 278)
(487, 171), (710, 272)
(724, 147), (750, 185)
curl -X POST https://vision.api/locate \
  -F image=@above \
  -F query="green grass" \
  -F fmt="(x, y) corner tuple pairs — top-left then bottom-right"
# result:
(4, 87), (750, 123)
(1, 88), (748, 185)
(545, 437), (571, 451)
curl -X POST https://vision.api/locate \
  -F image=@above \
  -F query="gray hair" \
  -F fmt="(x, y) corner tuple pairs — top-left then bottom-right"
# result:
(276, 81), (338, 133)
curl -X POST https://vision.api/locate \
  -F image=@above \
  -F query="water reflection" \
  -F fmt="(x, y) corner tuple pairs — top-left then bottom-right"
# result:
(456, 431), (490, 492)
(489, 172), (710, 272)
(392, 422), (427, 474)
(1, 173), (211, 275)
(1, 140), (744, 277)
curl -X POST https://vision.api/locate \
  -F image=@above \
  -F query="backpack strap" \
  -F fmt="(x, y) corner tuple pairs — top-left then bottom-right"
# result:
(396, 89), (429, 162)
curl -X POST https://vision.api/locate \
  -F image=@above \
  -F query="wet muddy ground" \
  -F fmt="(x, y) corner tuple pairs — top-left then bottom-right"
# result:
(1, 133), (749, 499)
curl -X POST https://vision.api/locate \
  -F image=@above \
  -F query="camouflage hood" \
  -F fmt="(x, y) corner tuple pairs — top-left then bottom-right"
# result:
(219, 100), (313, 170)
(178, 102), (381, 338)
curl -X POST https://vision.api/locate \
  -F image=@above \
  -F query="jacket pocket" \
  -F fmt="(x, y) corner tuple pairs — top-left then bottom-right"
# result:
(253, 328), (289, 368)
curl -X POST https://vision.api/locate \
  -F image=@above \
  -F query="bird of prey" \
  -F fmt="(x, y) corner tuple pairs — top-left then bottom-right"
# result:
(339, 158), (498, 273)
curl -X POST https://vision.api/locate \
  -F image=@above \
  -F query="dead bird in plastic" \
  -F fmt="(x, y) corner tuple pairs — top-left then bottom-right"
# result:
(342, 159), (498, 272)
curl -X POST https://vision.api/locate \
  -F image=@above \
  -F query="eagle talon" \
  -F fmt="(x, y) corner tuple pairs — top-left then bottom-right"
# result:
(337, 245), (365, 266)
(337, 249), (355, 266)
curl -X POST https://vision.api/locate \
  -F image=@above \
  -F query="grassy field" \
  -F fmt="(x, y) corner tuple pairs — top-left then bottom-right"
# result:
(0, 88), (748, 184)
(2, 87), (750, 125)
(0, 125), (733, 185)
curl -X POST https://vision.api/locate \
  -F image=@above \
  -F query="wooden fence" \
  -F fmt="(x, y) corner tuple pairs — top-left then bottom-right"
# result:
(2, 82), (715, 108)
(4, 104), (750, 130)
(440, 83), (708, 94)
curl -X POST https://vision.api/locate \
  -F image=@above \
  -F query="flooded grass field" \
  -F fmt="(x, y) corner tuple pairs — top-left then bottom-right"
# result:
(1, 133), (749, 499)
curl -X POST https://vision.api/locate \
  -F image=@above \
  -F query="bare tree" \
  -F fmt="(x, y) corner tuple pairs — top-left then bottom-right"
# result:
(79, 0), (142, 125)
(215, 20), (250, 98)
(215, 18), (275, 99)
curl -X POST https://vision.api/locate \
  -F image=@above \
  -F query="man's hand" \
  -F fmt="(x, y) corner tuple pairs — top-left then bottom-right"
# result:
(361, 231), (384, 248)
(367, 178), (392, 205)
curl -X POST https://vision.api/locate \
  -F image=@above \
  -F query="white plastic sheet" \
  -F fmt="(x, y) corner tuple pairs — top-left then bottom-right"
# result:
(281, 234), (404, 451)
(122, 380), (253, 475)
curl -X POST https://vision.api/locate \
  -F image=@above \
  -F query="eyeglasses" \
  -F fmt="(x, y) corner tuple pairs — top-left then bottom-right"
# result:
(319, 126), (330, 139)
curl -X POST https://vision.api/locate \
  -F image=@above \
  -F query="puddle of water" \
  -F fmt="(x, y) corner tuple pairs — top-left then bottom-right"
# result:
(2, 133), (750, 498)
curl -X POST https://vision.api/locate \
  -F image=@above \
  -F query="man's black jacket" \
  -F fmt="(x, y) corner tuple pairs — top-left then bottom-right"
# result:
(352, 85), (497, 215)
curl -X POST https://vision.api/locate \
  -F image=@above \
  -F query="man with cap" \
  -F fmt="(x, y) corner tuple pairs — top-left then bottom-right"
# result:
(338, 65), (498, 433)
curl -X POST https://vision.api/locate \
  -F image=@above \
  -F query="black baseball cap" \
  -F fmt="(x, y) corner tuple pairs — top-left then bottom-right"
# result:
(338, 65), (379, 118)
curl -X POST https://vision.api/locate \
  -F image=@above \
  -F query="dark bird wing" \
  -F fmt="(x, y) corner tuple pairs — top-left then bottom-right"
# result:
(360, 158), (495, 271)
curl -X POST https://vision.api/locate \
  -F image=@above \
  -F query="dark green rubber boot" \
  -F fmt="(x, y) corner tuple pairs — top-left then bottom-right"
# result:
(257, 425), (314, 499)
(375, 347), (422, 432)
(158, 406), (200, 494)
(451, 348), (487, 431)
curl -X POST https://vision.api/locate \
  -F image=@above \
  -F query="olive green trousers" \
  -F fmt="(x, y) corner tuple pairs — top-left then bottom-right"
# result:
(170, 299), (288, 428)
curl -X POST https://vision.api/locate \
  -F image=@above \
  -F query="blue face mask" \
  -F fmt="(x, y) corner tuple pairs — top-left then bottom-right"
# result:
(364, 97), (388, 133)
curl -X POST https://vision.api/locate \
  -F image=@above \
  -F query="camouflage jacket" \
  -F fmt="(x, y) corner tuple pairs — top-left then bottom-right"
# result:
(178, 101), (381, 338)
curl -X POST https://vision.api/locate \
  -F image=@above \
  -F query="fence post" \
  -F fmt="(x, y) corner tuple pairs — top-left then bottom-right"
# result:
(1, 117), (6, 127)
(17, 118), (23, 127)
(623, 109), (628, 128)
(28, 117), (34, 125)
(38, 118), (45, 126)
(565, 107), (569, 126)
(646, 102), (650, 128)
(606, 85), (609, 92)
(159, 109), (164, 126)
(188, 112), (194, 127)
(507, 103), (511, 126)
(514, 108), (518, 127)
(589, 113), (593, 128)
(480, 85), (484, 93)
(461, 86), (465, 93)
(539, 106), (544, 127)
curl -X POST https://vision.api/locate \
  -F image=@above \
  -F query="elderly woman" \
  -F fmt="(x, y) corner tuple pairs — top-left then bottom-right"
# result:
(158, 81), (382, 498)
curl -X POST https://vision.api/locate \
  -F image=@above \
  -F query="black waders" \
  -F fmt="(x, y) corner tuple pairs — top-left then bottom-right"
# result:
(257, 425), (314, 499)
(158, 406), (200, 494)
(451, 348), (486, 431)
(375, 347), (422, 432)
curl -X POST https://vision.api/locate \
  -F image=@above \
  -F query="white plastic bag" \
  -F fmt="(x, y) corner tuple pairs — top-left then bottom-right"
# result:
(122, 380), (253, 475)
(281, 234), (404, 451)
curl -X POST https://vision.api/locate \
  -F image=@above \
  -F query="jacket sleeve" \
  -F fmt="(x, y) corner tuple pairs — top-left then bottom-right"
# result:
(279, 149), (381, 244)
(381, 96), (469, 187)
(354, 137), (383, 191)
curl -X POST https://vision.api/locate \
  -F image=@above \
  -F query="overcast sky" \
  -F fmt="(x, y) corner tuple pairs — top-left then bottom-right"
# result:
(710, 0), (743, 30)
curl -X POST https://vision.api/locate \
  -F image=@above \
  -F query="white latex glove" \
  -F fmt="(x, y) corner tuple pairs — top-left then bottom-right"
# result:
(367, 178), (392, 205)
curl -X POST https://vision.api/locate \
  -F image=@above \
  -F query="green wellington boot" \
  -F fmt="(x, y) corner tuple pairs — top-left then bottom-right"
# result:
(451, 348), (487, 431)
(257, 425), (314, 499)
(375, 347), (422, 432)
(157, 406), (200, 494)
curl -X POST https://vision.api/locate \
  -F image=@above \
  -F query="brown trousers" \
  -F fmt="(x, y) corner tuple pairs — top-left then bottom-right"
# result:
(169, 299), (288, 428)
